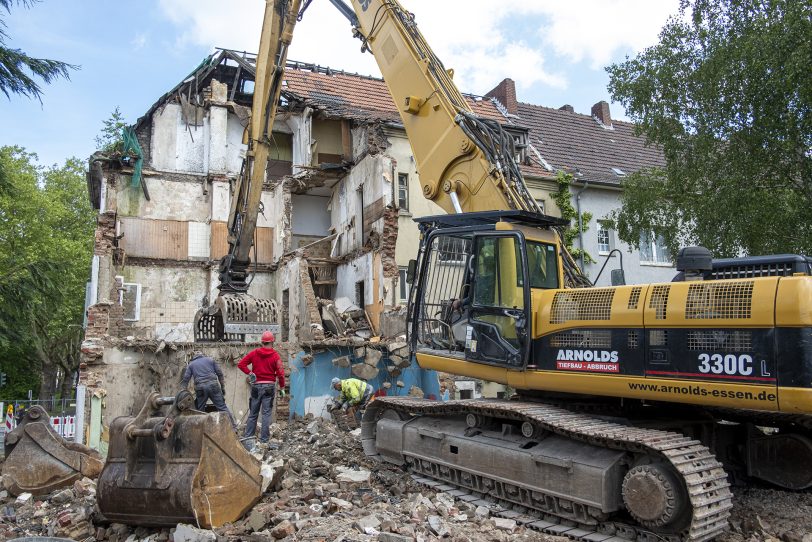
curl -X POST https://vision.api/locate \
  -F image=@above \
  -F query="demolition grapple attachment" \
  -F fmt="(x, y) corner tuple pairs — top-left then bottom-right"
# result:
(194, 293), (280, 342)
(2, 405), (104, 496)
(97, 391), (262, 528)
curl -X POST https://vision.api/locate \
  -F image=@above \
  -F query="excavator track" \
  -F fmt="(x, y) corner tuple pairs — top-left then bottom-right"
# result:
(362, 397), (732, 542)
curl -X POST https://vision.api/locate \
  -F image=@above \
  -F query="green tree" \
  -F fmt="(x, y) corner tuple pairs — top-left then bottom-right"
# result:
(551, 172), (594, 265)
(0, 0), (77, 101)
(607, 0), (812, 258)
(0, 146), (94, 401)
(95, 106), (127, 152)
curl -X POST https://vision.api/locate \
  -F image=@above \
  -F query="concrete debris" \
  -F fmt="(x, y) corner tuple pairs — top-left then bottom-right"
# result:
(335, 466), (371, 485)
(408, 385), (424, 397)
(173, 523), (216, 542)
(492, 517), (517, 532)
(387, 341), (407, 352)
(475, 505), (491, 519)
(364, 348), (383, 366)
(351, 362), (379, 380)
(396, 380), (405, 388)
(0, 414), (793, 542)
(332, 355), (351, 368)
(319, 298), (372, 338)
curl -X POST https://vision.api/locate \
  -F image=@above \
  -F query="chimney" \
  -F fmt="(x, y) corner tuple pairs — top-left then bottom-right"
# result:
(485, 78), (518, 115)
(559, 104), (574, 113)
(591, 100), (612, 126)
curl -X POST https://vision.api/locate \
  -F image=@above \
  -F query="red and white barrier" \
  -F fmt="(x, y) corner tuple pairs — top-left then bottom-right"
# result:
(0, 408), (75, 439)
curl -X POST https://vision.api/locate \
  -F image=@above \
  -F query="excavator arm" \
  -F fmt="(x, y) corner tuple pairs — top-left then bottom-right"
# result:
(329, 0), (539, 215)
(220, 0), (302, 293)
(195, 0), (302, 342)
(329, 0), (589, 286)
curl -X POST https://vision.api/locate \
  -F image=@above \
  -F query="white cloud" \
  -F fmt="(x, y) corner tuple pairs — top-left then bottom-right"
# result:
(131, 32), (148, 50)
(157, 0), (678, 93)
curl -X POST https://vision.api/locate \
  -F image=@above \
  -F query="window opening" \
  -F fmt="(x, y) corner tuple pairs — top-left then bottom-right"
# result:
(397, 173), (409, 211)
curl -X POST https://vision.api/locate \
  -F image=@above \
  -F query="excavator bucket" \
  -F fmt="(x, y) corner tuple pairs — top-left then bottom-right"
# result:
(194, 293), (280, 342)
(2, 405), (104, 496)
(97, 391), (262, 528)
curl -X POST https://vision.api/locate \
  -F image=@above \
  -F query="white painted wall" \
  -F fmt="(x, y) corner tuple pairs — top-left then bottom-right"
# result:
(292, 195), (330, 236)
(331, 150), (395, 257)
(286, 108), (312, 174)
(208, 105), (228, 174)
(335, 252), (372, 304)
(116, 176), (210, 222)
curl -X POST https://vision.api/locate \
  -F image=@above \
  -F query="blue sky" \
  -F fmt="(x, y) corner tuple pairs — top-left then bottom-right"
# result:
(0, 0), (679, 168)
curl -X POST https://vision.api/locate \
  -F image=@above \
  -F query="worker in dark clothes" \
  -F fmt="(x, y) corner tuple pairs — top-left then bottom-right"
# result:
(238, 331), (286, 445)
(181, 351), (236, 429)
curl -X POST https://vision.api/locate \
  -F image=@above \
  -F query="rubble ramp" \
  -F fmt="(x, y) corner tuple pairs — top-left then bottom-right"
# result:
(2, 405), (104, 496)
(97, 392), (262, 528)
(194, 293), (280, 342)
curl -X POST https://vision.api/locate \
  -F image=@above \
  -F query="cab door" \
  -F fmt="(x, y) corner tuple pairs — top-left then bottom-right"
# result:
(465, 232), (531, 368)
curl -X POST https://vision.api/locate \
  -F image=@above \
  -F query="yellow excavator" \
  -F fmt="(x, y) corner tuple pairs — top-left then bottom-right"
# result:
(301, 1), (812, 541)
(95, 0), (810, 537)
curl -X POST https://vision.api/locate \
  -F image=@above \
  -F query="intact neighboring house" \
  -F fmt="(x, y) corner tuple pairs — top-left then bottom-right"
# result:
(484, 78), (673, 287)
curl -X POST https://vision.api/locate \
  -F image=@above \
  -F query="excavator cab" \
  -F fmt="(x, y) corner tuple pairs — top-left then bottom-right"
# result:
(409, 210), (563, 372)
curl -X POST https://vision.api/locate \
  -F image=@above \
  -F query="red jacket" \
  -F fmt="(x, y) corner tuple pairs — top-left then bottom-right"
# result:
(238, 347), (285, 387)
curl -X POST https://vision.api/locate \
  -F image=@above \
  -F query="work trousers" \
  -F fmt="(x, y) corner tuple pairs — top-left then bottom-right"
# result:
(244, 382), (275, 443)
(194, 381), (236, 429)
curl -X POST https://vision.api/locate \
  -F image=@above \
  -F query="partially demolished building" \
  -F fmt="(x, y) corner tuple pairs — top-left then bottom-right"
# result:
(80, 49), (673, 446)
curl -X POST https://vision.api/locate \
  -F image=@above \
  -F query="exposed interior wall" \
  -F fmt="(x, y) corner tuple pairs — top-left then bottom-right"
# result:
(311, 118), (344, 165)
(80, 343), (290, 430)
(286, 108), (312, 174)
(292, 195), (330, 236)
(330, 152), (394, 256)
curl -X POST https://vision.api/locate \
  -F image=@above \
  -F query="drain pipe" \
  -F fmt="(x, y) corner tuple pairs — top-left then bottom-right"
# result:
(575, 180), (590, 270)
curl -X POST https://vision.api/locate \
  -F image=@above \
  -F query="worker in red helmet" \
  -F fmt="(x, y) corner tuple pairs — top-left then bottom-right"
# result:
(238, 330), (285, 445)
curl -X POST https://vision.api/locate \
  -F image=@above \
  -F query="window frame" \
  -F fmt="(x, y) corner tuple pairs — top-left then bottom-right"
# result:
(397, 172), (409, 212)
(597, 223), (612, 255)
(116, 276), (142, 322)
(639, 231), (672, 265)
(398, 266), (410, 303)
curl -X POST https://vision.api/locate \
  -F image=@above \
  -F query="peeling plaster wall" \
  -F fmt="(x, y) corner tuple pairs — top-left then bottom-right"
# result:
(119, 266), (208, 342)
(226, 111), (247, 175)
(150, 103), (207, 174)
(286, 108), (312, 174)
(116, 176), (209, 222)
(266, 182), (292, 259)
(331, 152), (395, 256)
(82, 343), (290, 427)
(335, 253), (371, 304)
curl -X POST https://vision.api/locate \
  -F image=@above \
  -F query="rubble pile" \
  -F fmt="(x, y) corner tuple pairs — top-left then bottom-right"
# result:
(320, 297), (374, 339)
(2, 417), (810, 541)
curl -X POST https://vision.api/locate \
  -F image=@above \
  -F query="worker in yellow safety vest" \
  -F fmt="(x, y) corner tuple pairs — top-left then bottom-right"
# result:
(329, 377), (374, 413)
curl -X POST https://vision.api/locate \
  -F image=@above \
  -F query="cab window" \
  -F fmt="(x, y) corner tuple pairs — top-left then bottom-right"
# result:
(527, 241), (558, 289)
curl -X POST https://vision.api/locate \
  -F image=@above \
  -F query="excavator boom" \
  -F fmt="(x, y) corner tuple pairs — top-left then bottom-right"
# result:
(195, 0), (302, 342)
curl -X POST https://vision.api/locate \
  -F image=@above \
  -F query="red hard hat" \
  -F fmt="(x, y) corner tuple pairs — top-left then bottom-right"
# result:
(261, 331), (275, 343)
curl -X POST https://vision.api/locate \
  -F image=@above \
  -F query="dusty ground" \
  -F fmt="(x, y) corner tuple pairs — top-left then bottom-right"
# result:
(0, 417), (810, 542)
